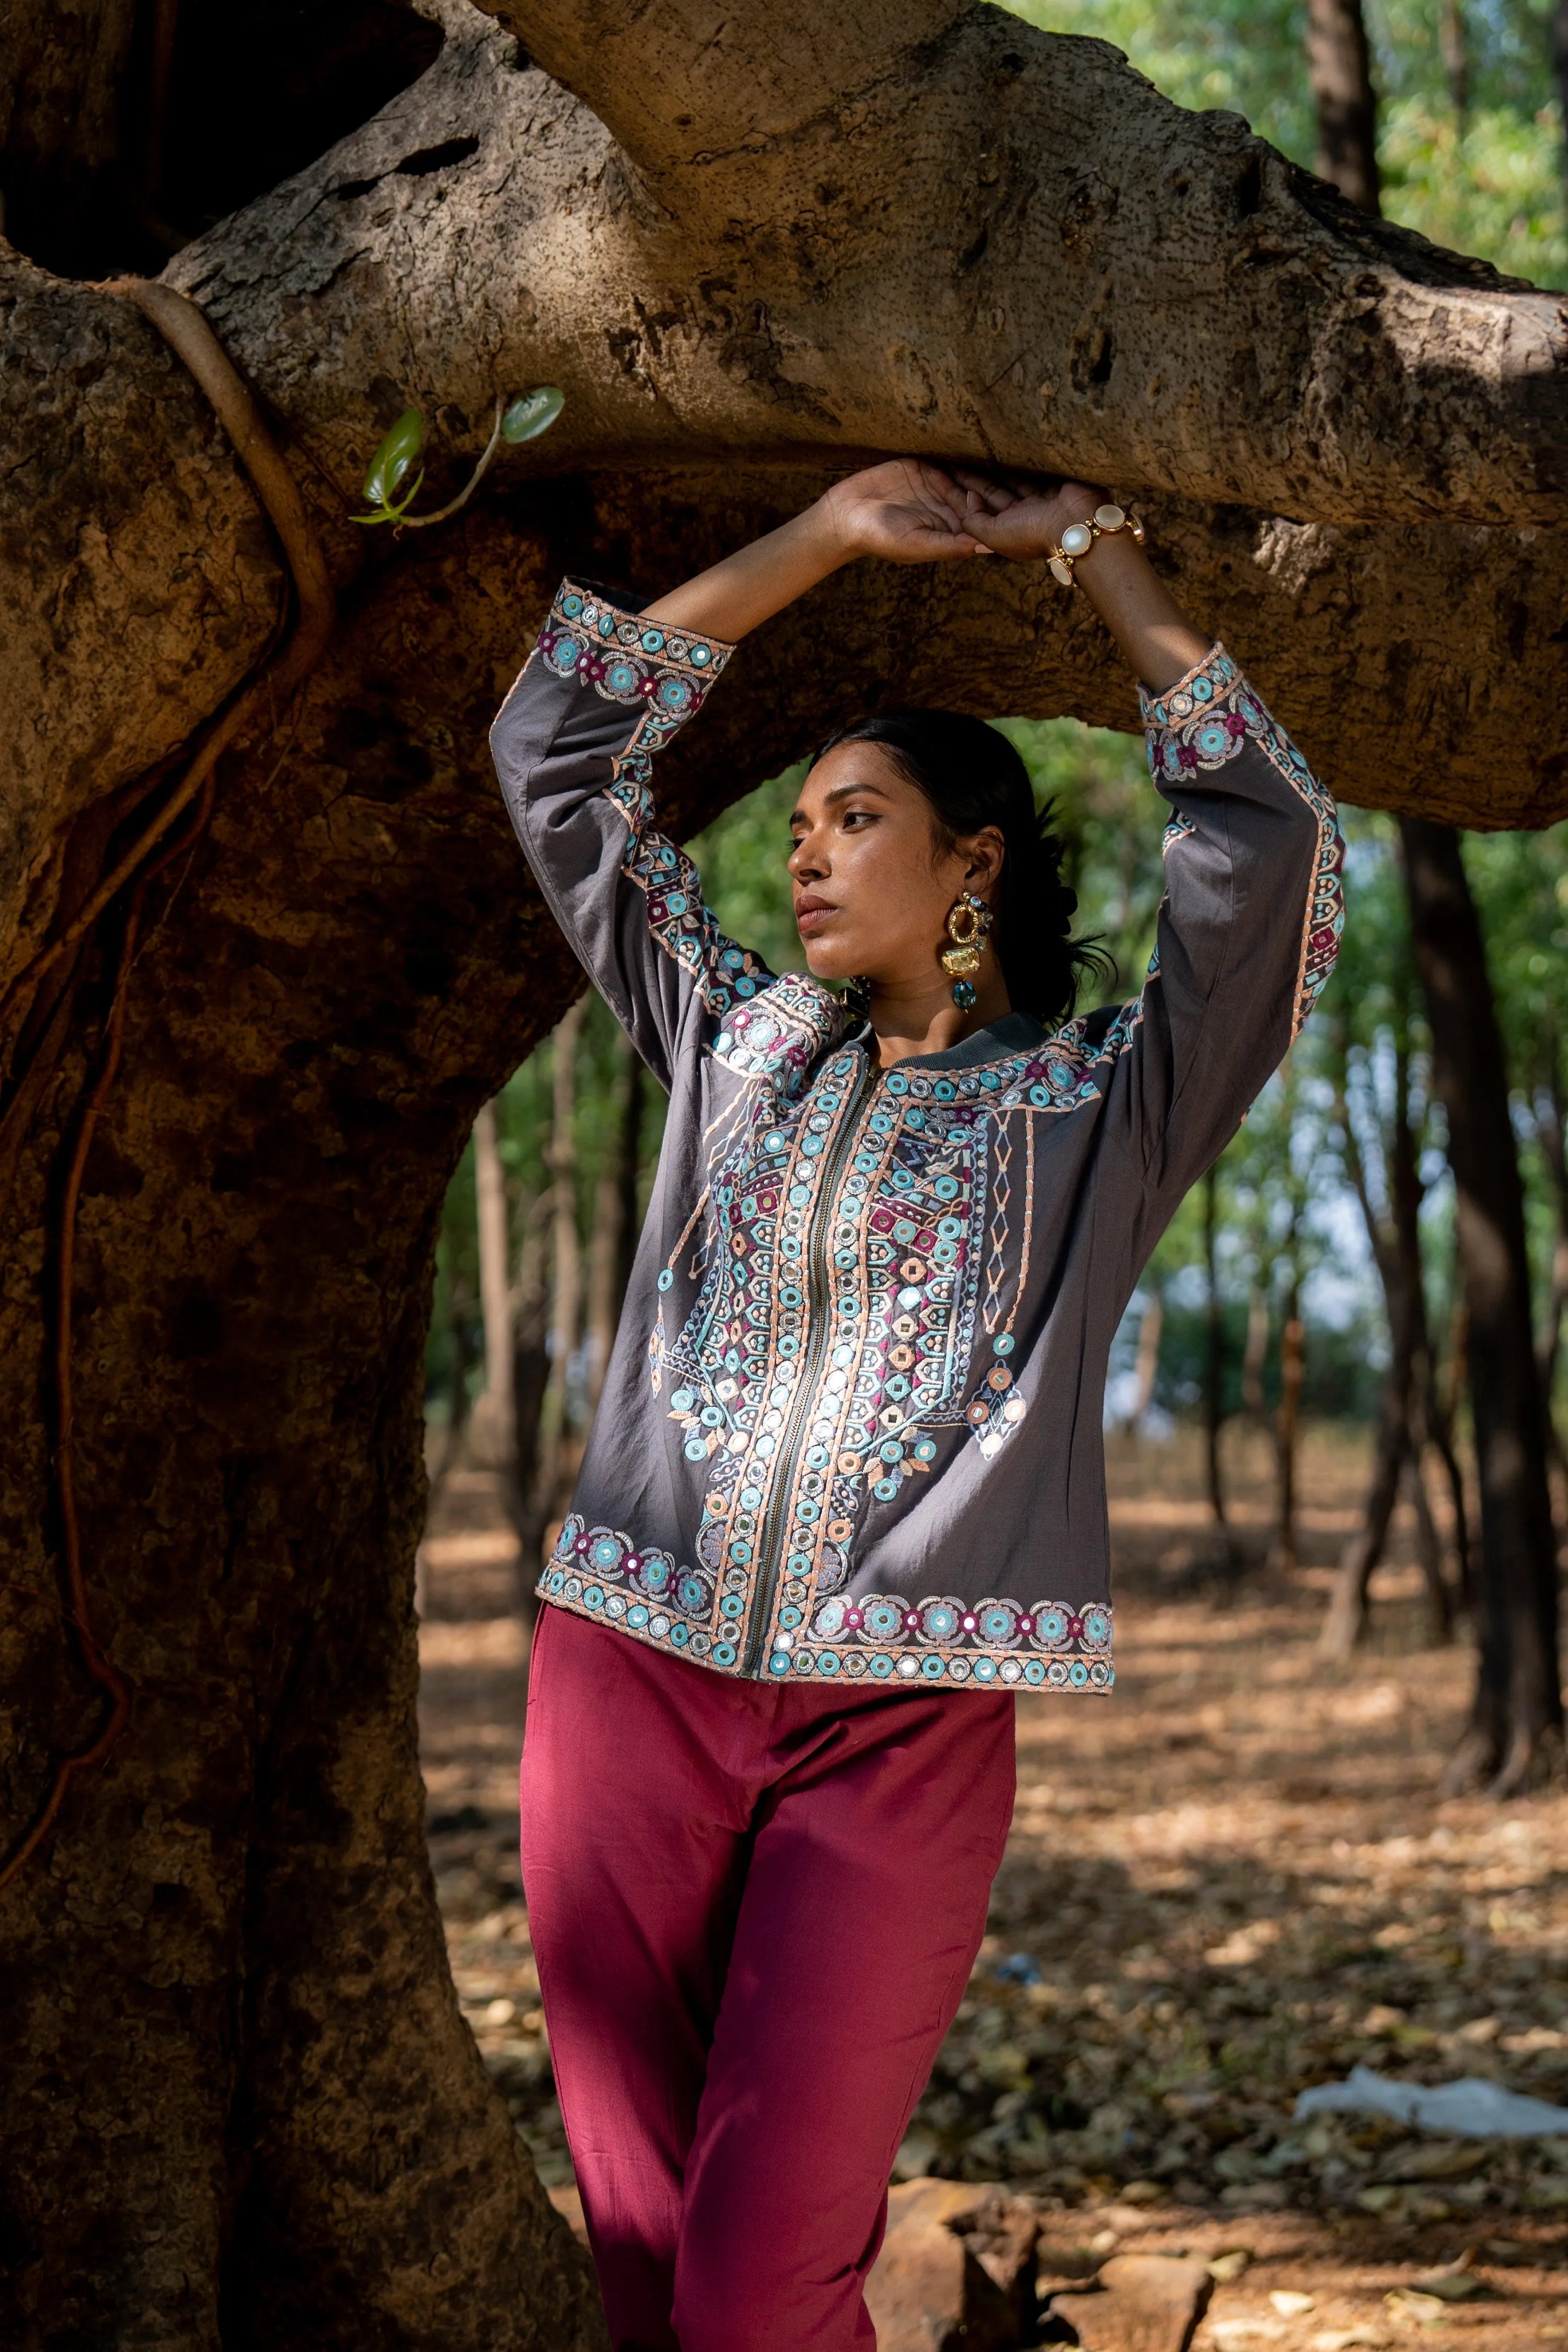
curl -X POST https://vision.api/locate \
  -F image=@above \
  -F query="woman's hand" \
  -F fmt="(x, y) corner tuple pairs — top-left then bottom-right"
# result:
(640, 458), (1207, 690)
(949, 469), (1108, 562)
(952, 465), (1209, 692)
(817, 460), (994, 566)
(642, 459), (991, 641)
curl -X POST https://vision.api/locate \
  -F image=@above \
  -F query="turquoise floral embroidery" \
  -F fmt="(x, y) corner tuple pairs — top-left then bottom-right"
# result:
(541, 1512), (1114, 1687)
(536, 581), (771, 1017)
(1140, 643), (1344, 1039)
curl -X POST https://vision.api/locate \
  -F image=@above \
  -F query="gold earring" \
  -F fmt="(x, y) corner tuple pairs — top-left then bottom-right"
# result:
(940, 892), (993, 1010)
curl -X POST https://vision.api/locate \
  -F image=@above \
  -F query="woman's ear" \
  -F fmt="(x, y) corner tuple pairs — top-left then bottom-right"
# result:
(961, 826), (1007, 898)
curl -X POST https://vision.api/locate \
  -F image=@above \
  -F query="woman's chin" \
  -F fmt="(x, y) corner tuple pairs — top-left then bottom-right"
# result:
(801, 939), (856, 981)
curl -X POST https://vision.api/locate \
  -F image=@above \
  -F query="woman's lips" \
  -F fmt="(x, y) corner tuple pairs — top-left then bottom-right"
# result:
(794, 899), (837, 934)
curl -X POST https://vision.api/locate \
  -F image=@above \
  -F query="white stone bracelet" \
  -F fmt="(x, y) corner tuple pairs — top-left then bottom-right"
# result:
(1047, 503), (1146, 590)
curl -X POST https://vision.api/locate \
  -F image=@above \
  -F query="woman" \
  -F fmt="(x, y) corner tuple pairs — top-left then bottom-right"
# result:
(489, 463), (1342, 2350)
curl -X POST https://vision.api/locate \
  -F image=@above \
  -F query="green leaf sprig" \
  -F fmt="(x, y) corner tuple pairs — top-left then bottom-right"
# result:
(354, 386), (564, 529)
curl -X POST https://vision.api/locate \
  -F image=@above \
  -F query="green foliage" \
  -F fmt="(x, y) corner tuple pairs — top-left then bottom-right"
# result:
(1006, 0), (1318, 164)
(502, 387), (566, 444)
(356, 387), (567, 528)
(1006, 0), (1566, 285)
(1380, 95), (1566, 284)
(357, 408), (424, 525)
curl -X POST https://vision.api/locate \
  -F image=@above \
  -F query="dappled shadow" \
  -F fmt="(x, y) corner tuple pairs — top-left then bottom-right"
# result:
(415, 1436), (1568, 2302)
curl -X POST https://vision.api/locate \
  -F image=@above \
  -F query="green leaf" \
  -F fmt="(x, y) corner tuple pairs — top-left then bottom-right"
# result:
(362, 409), (424, 509)
(501, 387), (565, 444)
(352, 468), (424, 526)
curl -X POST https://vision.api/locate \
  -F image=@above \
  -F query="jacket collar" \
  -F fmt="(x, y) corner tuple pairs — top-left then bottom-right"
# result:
(846, 1010), (1051, 1073)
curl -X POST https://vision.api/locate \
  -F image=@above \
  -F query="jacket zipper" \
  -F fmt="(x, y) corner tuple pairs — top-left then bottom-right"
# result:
(743, 1047), (874, 1675)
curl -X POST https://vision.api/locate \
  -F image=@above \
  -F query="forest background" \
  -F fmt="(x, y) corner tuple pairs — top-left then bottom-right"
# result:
(5, 0), (1568, 2338)
(431, 0), (1568, 1710)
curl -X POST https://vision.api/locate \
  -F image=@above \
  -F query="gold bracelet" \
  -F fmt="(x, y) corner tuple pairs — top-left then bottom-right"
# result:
(1047, 502), (1146, 590)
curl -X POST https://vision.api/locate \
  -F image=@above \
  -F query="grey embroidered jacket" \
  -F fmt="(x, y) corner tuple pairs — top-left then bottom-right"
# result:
(490, 580), (1343, 1696)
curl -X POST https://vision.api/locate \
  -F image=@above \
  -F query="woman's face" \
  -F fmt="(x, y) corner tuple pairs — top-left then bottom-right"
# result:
(787, 742), (1004, 987)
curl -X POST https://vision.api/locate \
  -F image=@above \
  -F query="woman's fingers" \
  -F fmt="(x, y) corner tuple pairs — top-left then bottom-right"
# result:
(951, 467), (1018, 515)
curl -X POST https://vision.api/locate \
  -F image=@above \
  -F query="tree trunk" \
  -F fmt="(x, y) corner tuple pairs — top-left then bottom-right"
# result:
(1389, 1034), (1455, 1641)
(613, 1047), (647, 1349)
(1306, 0), (1381, 212)
(1408, 1450), (1453, 1643)
(1440, 0), (1470, 132)
(470, 1096), (515, 1470)
(1399, 818), (1564, 1791)
(2, 0), (1566, 2333)
(533, 1000), (587, 1560)
(510, 1193), (551, 1620)
(584, 1031), (640, 1422)
(1242, 1282), (1270, 1423)
(1203, 1162), (1228, 1530)
(1323, 1364), (1413, 1656)
(1533, 1024), (1568, 1447)
(428, 1255), (478, 1502)
(1274, 1276), (1305, 1573)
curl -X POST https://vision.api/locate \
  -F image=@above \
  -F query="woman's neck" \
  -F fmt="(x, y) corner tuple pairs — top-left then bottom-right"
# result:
(866, 970), (1013, 1069)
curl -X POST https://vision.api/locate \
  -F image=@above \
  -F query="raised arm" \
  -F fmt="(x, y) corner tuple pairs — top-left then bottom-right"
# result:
(489, 464), (1006, 1082)
(955, 472), (1344, 1214)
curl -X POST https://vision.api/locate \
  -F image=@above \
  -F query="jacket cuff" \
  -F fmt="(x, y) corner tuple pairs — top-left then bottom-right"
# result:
(1139, 643), (1266, 786)
(535, 579), (735, 730)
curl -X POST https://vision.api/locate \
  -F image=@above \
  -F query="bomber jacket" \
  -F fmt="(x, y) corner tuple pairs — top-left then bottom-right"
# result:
(490, 579), (1343, 1697)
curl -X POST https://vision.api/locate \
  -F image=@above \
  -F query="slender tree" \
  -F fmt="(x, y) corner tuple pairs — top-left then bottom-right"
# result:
(1322, 1010), (1454, 1651)
(1440, 0), (1470, 132)
(1274, 1238), (1306, 1574)
(1306, 0), (1381, 209)
(584, 1030), (643, 1421)
(1400, 821), (1563, 1790)
(1304, 2), (1476, 1667)
(533, 998), (587, 1560)
(471, 1096), (516, 1469)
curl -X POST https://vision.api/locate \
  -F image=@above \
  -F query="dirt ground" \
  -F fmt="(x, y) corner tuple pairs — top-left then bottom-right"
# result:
(418, 1424), (1568, 2346)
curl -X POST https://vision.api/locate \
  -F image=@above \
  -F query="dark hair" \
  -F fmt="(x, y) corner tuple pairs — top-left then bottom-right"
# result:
(812, 709), (1110, 1025)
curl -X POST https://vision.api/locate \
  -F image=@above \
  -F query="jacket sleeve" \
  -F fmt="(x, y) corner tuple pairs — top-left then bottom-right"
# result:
(488, 579), (774, 1089)
(1105, 642), (1344, 1223)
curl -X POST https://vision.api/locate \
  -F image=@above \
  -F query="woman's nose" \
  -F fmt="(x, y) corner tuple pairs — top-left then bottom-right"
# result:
(789, 834), (825, 881)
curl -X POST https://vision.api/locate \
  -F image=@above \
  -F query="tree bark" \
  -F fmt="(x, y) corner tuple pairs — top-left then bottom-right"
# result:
(1399, 818), (1564, 1790)
(2, 0), (1566, 2335)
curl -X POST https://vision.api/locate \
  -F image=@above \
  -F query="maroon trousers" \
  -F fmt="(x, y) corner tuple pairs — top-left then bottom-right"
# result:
(518, 1606), (1017, 2351)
